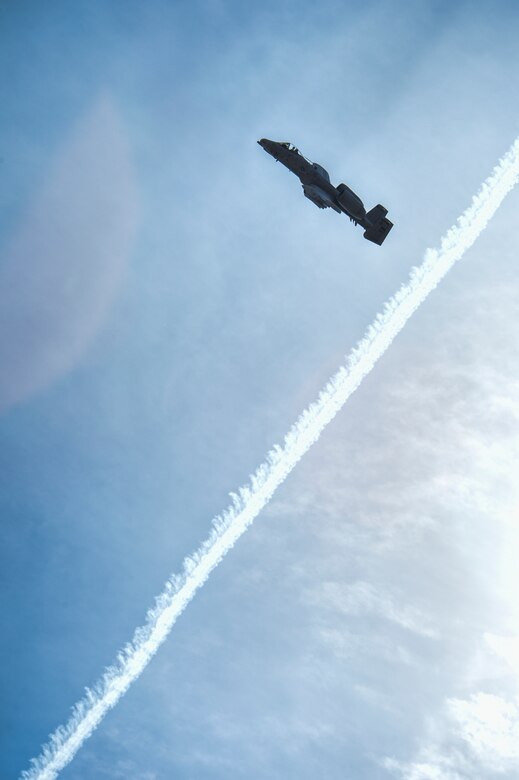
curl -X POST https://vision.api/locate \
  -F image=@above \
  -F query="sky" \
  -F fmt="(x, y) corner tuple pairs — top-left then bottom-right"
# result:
(1, 1), (519, 778)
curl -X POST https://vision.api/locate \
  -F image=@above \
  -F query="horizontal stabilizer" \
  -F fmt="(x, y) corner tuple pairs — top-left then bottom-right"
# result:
(363, 204), (393, 246)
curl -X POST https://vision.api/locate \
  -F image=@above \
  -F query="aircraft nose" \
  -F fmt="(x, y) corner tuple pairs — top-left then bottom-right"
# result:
(258, 138), (276, 155)
(258, 138), (278, 158)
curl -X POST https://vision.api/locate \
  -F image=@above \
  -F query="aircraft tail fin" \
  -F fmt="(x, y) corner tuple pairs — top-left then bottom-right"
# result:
(363, 205), (393, 246)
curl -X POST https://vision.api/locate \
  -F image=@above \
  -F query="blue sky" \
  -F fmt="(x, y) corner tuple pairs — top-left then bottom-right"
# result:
(2, 1), (519, 778)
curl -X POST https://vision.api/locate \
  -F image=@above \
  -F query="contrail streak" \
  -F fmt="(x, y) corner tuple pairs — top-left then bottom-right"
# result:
(21, 137), (519, 780)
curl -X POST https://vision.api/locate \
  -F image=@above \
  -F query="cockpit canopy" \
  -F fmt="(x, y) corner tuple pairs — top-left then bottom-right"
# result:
(280, 141), (299, 153)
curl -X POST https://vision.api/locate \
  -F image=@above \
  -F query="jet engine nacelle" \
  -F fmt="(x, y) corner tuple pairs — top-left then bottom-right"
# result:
(303, 184), (342, 213)
(311, 163), (330, 182)
(336, 183), (366, 221)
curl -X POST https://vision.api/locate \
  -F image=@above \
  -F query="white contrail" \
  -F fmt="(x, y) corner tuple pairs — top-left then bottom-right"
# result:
(21, 137), (519, 780)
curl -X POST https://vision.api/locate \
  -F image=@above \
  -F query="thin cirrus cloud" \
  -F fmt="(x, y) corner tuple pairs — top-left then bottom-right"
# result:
(383, 465), (519, 779)
(310, 580), (439, 639)
(449, 692), (519, 767)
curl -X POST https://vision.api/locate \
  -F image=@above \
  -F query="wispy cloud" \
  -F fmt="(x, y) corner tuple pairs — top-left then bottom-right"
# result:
(20, 136), (519, 780)
(385, 688), (519, 779)
(384, 751), (467, 780)
(311, 580), (439, 638)
(449, 692), (519, 767)
(485, 633), (519, 678)
(384, 627), (519, 778)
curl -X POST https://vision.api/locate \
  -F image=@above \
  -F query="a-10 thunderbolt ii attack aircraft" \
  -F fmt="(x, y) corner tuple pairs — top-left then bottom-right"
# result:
(258, 139), (393, 245)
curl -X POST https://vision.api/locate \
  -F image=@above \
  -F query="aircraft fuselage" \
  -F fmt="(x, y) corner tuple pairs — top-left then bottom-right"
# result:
(258, 138), (393, 245)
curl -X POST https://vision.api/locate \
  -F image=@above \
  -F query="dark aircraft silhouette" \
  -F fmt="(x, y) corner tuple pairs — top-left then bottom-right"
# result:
(258, 139), (393, 245)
